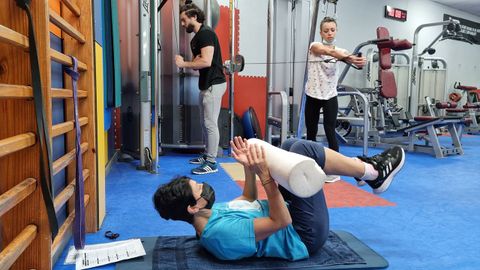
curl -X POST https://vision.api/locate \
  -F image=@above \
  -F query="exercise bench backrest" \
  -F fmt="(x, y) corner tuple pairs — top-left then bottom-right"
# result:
(376, 27), (392, 70)
(375, 27), (413, 99)
(376, 27), (396, 98)
(379, 70), (397, 98)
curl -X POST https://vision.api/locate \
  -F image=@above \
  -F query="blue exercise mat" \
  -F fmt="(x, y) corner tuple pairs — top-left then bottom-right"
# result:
(116, 231), (388, 270)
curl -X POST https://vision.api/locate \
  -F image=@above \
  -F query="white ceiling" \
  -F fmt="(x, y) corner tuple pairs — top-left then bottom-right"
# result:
(432, 0), (480, 17)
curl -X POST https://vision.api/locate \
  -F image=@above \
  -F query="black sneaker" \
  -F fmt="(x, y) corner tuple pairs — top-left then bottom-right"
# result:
(356, 146), (405, 194)
(191, 161), (218, 175)
(189, 154), (206, 165)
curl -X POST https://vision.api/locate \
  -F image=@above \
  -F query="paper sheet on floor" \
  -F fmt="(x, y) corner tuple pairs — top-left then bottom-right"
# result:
(64, 239), (146, 269)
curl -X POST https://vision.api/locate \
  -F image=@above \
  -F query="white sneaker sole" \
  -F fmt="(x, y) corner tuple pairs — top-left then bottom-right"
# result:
(373, 147), (405, 194)
(191, 168), (218, 175)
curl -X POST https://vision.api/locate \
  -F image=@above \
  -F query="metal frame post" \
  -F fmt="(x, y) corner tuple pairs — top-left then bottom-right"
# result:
(228, 0), (236, 152)
(151, 0), (160, 173)
(139, 0), (152, 168)
(295, 0), (321, 138)
(266, 0), (275, 142)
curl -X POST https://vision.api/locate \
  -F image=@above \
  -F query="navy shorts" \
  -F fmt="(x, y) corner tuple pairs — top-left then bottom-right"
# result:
(279, 138), (330, 255)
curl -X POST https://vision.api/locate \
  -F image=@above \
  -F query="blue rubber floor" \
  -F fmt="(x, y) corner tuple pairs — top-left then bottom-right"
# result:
(54, 136), (480, 270)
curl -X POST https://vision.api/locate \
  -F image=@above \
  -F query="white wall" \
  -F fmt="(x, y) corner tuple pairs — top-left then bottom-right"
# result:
(335, 0), (480, 90)
(217, 0), (480, 126)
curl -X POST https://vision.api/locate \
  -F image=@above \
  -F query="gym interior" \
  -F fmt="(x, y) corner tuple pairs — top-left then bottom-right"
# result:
(0, 0), (479, 269)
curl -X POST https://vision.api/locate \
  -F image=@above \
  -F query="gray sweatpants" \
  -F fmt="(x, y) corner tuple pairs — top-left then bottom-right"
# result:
(199, 82), (227, 159)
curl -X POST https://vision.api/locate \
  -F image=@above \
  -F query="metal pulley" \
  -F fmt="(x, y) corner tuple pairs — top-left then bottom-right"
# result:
(224, 54), (245, 75)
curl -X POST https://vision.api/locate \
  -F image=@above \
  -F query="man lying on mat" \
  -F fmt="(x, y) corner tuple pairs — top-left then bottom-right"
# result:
(153, 137), (405, 261)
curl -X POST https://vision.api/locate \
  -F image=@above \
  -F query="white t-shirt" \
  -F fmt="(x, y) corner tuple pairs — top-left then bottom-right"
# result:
(305, 42), (348, 100)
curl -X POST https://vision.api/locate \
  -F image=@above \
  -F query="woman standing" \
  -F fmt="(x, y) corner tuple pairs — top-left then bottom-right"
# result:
(305, 17), (366, 183)
(305, 17), (365, 151)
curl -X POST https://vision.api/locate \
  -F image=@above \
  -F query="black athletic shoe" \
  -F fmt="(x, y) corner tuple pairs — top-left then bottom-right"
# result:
(191, 161), (218, 175)
(189, 154), (206, 165)
(357, 146), (405, 194)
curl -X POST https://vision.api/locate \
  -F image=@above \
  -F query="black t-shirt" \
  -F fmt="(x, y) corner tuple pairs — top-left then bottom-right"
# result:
(190, 25), (226, 90)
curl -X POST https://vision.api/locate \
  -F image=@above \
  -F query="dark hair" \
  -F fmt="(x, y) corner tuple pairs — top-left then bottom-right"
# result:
(153, 176), (196, 224)
(180, 3), (205, 24)
(320, 17), (337, 30)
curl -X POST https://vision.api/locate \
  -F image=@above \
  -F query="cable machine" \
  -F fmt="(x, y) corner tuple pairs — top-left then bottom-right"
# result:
(158, 0), (220, 151)
(408, 18), (472, 117)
